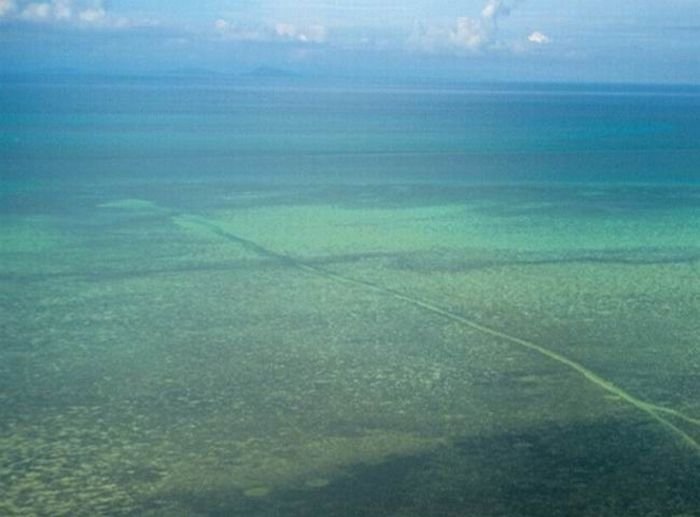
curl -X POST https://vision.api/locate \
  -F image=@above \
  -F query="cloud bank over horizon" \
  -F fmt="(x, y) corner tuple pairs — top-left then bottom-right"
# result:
(1, 0), (698, 83)
(0, 0), (552, 53)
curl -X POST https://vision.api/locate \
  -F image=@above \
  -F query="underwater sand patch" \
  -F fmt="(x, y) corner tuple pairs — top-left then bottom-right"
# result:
(98, 199), (165, 212)
(305, 478), (330, 489)
(243, 486), (271, 497)
(181, 214), (700, 456)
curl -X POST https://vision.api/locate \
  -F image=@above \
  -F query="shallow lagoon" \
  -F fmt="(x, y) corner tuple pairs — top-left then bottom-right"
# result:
(1, 79), (700, 515)
(2, 180), (699, 515)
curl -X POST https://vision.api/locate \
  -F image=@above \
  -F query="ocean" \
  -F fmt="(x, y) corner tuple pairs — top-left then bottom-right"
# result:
(1, 75), (699, 515)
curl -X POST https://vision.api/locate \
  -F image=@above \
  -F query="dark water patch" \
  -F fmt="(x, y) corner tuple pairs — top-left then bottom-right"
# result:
(0, 250), (406, 284)
(390, 247), (700, 273)
(158, 418), (700, 516)
(0, 258), (286, 283)
(9, 246), (688, 284)
(0, 186), (101, 218)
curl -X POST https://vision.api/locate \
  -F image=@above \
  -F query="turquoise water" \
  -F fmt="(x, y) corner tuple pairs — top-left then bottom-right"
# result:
(1, 76), (700, 515)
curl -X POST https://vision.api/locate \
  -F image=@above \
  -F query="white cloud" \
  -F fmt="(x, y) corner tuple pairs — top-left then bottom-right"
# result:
(274, 22), (295, 39)
(52, 0), (70, 20)
(215, 18), (327, 44)
(481, 0), (512, 22)
(528, 31), (551, 44)
(214, 18), (229, 32)
(0, 0), (16, 18)
(20, 2), (51, 21)
(450, 16), (489, 50)
(411, 0), (519, 53)
(78, 6), (105, 24)
(214, 19), (267, 41)
(6, 0), (137, 28)
(275, 22), (326, 43)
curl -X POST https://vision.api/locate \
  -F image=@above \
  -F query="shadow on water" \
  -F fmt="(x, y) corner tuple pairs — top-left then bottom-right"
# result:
(160, 418), (700, 517)
(3, 246), (699, 286)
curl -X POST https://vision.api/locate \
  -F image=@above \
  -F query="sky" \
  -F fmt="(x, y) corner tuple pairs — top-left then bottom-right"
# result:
(1, 0), (699, 83)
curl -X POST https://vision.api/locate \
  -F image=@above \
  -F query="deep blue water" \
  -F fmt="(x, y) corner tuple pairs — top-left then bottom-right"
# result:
(2, 76), (700, 186)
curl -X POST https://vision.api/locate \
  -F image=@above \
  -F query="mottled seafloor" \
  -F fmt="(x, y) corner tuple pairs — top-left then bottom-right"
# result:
(1, 79), (700, 515)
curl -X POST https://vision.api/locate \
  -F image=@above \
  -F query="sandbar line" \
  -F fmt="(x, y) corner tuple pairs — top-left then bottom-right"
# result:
(177, 214), (700, 455)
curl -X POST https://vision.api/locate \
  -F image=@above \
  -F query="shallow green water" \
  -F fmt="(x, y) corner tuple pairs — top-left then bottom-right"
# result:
(1, 180), (699, 515)
(1, 79), (700, 515)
